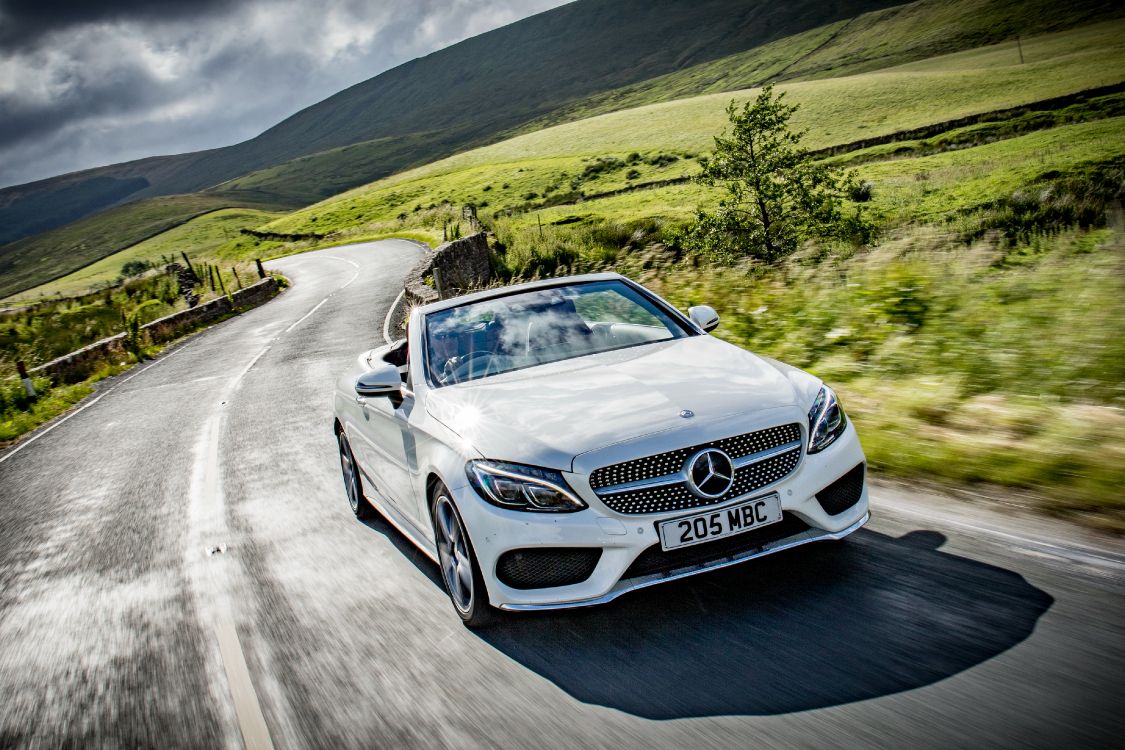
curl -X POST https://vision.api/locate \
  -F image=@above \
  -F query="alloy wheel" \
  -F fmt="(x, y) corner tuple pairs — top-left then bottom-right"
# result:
(338, 433), (361, 514)
(434, 495), (474, 613)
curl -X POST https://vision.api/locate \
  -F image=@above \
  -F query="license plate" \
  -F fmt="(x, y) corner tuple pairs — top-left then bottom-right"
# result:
(658, 494), (783, 551)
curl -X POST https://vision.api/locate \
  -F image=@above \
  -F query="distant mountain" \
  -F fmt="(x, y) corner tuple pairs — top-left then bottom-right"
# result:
(0, 0), (903, 247)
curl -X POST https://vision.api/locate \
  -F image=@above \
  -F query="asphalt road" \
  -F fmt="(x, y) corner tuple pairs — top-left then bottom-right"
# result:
(1, 240), (1122, 749)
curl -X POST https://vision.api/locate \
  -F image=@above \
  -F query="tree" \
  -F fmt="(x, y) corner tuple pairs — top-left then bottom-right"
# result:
(682, 86), (870, 262)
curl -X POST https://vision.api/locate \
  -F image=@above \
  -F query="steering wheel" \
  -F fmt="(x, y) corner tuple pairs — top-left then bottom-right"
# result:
(445, 351), (502, 383)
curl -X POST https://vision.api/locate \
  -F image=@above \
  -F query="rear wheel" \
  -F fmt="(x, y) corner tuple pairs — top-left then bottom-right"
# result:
(338, 431), (374, 520)
(431, 485), (495, 628)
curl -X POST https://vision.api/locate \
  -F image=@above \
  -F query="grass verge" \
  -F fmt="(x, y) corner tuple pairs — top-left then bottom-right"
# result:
(646, 228), (1125, 531)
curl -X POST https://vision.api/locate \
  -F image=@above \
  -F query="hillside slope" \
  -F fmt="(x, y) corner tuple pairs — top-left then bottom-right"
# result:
(258, 20), (1125, 237)
(2, 0), (1121, 299)
(0, 0), (908, 246)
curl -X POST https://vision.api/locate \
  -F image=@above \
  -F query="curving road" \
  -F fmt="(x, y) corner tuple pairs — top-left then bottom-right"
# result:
(1, 240), (1122, 749)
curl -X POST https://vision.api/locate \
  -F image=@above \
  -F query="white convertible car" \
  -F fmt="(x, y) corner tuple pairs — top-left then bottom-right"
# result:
(334, 273), (868, 626)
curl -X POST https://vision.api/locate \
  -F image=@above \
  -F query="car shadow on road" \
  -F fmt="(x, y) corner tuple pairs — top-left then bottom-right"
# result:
(468, 528), (1054, 719)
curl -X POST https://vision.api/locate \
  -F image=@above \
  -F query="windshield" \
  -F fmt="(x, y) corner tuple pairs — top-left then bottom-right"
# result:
(423, 280), (693, 386)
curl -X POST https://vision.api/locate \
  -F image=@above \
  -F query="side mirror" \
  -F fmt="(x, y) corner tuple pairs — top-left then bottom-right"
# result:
(355, 363), (402, 397)
(688, 305), (720, 332)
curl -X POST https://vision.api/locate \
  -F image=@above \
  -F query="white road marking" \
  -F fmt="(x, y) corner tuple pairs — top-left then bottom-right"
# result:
(283, 298), (327, 334)
(184, 256), (364, 748)
(384, 288), (406, 344)
(216, 617), (275, 750)
(874, 495), (1125, 573)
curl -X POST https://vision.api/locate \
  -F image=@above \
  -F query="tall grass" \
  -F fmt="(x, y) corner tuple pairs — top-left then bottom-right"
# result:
(647, 228), (1125, 526)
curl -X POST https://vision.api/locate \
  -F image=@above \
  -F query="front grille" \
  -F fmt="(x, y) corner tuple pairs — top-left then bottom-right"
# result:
(623, 512), (810, 579)
(495, 548), (602, 590)
(816, 463), (865, 515)
(588, 423), (803, 515)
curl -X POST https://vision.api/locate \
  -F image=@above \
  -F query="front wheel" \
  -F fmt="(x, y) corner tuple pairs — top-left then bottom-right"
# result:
(431, 486), (495, 628)
(338, 431), (374, 520)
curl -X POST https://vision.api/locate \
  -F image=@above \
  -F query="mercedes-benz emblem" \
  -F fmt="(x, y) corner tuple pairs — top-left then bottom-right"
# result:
(685, 448), (735, 499)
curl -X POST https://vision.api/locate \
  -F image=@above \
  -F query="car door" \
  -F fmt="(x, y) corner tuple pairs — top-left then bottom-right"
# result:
(355, 390), (424, 524)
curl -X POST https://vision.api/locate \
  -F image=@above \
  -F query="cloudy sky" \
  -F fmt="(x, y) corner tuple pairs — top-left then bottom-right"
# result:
(0, 0), (571, 188)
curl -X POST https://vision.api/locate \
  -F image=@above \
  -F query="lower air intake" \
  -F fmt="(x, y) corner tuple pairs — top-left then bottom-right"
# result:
(496, 548), (602, 590)
(816, 463), (865, 515)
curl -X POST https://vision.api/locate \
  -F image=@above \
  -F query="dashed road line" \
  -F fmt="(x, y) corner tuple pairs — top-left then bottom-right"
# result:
(184, 254), (363, 748)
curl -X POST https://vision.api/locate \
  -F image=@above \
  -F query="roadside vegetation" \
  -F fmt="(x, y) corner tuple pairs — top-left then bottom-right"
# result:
(0, 261), (269, 444)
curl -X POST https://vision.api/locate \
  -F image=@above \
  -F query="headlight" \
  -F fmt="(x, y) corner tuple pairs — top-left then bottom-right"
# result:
(466, 460), (587, 512)
(808, 385), (847, 454)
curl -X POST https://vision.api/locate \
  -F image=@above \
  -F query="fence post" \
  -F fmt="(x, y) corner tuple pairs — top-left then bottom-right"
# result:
(232, 267), (243, 289)
(16, 360), (36, 398)
(255, 259), (266, 279)
(432, 267), (445, 300)
(180, 252), (199, 282)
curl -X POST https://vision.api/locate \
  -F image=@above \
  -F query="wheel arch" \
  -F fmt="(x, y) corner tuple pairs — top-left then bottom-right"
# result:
(425, 472), (447, 504)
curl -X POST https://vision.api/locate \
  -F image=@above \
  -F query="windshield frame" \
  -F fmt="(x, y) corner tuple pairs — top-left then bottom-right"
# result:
(419, 278), (699, 388)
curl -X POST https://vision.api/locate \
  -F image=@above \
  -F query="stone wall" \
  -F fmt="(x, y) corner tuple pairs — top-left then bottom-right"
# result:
(393, 232), (491, 335)
(31, 277), (280, 383)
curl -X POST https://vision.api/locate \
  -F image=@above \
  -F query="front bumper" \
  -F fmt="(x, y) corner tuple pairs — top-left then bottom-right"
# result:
(452, 421), (869, 610)
(500, 511), (869, 611)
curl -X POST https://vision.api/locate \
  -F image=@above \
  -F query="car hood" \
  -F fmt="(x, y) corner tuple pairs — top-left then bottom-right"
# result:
(425, 335), (802, 470)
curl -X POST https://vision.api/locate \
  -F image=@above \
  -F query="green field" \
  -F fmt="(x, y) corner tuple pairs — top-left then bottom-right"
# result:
(647, 228), (1125, 528)
(257, 19), (1125, 241)
(514, 0), (1125, 133)
(0, 194), (290, 301)
(7, 208), (283, 302)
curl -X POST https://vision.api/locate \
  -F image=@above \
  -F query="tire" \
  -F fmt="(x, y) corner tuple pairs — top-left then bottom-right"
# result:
(338, 431), (374, 520)
(431, 484), (495, 628)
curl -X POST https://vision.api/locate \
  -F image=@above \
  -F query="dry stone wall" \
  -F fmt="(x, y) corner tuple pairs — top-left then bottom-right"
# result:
(392, 232), (491, 336)
(31, 277), (280, 383)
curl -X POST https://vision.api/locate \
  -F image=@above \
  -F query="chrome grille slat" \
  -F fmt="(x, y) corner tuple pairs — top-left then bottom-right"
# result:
(589, 423), (803, 515)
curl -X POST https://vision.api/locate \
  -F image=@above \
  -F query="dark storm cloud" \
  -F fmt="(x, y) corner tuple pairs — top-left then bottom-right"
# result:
(0, 0), (571, 188)
(0, 0), (238, 48)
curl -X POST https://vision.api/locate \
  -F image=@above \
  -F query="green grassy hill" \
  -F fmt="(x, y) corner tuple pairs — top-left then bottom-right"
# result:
(259, 20), (1125, 237)
(6, 208), (283, 302)
(3, 0), (1121, 304)
(0, 194), (288, 300)
(206, 0), (1125, 208)
(512, 0), (1125, 132)
(0, 0), (905, 249)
